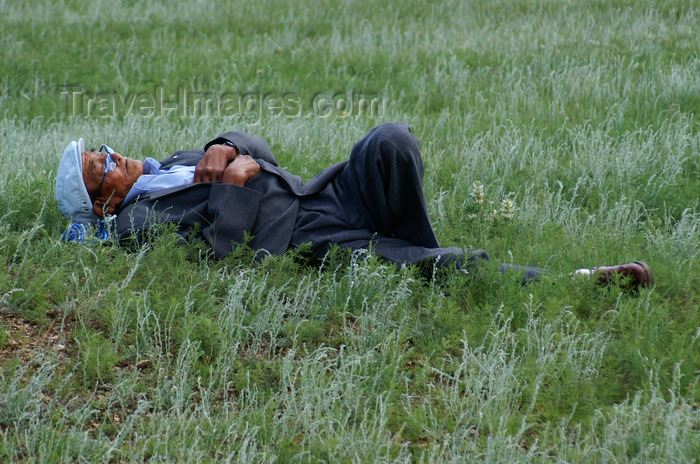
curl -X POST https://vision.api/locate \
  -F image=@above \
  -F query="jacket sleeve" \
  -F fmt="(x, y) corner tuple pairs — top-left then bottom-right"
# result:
(115, 183), (262, 258)
(204, 131), (278, 166)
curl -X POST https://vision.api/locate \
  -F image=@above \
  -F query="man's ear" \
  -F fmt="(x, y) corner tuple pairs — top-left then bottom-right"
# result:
(93, 198), (114, 217)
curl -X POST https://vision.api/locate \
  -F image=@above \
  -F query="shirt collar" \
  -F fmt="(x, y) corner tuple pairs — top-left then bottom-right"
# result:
(142, 157), (162, 174)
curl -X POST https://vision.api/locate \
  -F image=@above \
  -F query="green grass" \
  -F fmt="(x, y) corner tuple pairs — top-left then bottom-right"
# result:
(1, 0), (699, 461)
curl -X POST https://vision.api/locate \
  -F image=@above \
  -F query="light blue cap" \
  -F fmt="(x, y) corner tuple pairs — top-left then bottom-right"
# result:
(55, 138), (100, 222)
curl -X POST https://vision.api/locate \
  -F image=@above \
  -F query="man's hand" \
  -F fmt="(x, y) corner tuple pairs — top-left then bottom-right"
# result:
(194, 144), (239, 183)
(222, 155), (261, 187)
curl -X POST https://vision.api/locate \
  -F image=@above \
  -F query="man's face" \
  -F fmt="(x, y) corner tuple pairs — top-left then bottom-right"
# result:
(82, 151), (143, 216)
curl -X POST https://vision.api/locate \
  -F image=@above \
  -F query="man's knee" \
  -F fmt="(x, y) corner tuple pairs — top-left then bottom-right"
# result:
(368, 122), (419, 155)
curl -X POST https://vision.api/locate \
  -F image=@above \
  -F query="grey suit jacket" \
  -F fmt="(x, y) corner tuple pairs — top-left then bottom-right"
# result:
(115, 131), (346, 257)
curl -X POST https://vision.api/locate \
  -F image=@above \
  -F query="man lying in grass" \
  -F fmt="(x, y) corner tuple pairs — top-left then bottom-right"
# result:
(55, 122), (653, 289)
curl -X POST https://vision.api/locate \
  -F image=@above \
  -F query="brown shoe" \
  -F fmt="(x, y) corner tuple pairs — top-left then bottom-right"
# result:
(593, 261), (654, 289)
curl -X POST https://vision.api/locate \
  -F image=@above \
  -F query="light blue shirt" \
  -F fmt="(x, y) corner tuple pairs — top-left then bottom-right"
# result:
(122, 157), (195, 206)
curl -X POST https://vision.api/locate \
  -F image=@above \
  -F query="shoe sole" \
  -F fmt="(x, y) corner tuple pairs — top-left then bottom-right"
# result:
(633, 261), (654, 287)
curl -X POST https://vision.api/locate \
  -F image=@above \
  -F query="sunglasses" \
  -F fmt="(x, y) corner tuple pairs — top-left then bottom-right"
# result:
(92, 144), (117, 199)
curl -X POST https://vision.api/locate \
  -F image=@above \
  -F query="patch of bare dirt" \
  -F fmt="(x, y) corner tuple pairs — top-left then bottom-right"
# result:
(0, 310), (74, 367)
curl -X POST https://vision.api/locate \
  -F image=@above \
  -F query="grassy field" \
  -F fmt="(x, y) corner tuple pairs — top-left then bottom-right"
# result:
(1, 0), (699, 461)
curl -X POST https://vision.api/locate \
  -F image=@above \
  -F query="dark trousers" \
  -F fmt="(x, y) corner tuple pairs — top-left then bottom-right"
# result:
(336, 122), (542, 284)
